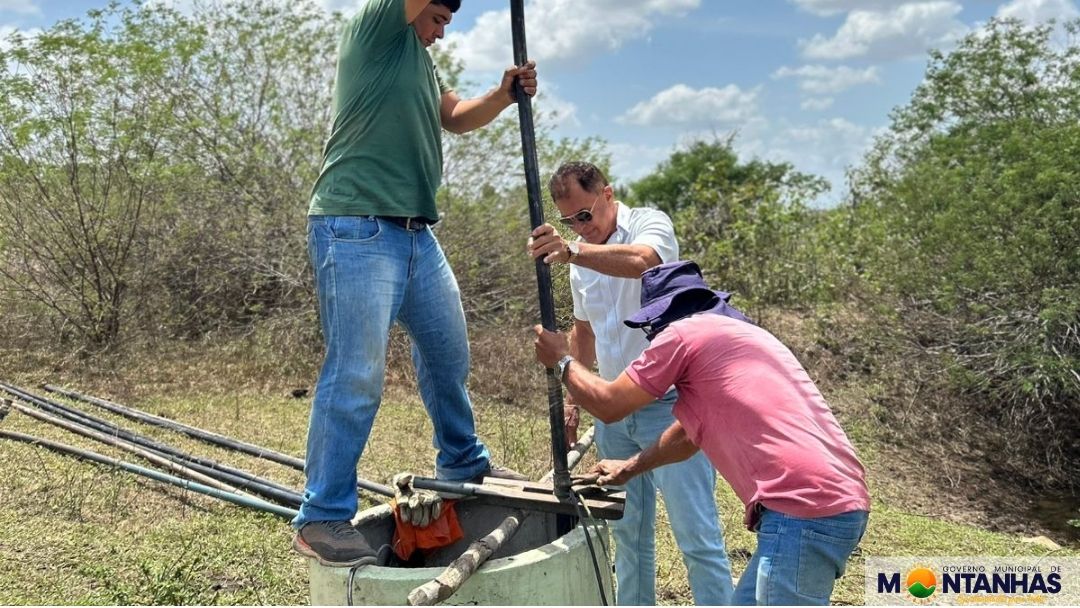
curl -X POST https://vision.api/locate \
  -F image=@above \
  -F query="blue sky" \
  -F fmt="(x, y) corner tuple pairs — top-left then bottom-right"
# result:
(3, 0), (1078, 204)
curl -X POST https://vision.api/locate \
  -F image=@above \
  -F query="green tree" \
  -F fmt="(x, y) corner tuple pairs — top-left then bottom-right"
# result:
(0, 4), (194, 346)
(630, 138), (832, 310)
(0, 0), (605, 353)
(0, 0), (340, 347)
(849, 18), (1080, 488)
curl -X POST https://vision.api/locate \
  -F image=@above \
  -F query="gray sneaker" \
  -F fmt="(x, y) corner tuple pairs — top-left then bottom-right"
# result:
(293, 521), (378, 568)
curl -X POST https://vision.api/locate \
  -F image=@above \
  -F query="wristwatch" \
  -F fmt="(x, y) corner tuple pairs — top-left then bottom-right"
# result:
(565, 240), (580, 263)
(555, 355), (575, 382)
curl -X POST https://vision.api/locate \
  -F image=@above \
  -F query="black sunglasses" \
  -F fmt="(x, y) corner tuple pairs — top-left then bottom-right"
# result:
(557, 192), (602, 227)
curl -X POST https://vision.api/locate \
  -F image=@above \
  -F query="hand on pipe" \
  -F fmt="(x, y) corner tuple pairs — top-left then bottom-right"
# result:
(527, 223), (571, 265)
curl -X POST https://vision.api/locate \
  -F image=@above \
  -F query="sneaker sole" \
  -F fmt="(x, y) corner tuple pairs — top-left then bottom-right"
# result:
(292, 535), (378, 569)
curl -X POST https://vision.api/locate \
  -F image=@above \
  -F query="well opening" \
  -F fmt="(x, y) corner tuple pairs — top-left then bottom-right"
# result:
(354, 500), (575, 568)
(309, 501), (613, 605)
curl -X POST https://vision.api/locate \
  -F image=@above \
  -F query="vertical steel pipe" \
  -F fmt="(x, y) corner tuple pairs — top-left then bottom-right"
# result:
(509, 0), (572, 501)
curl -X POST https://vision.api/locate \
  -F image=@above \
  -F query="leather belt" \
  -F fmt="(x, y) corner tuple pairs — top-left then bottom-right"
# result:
(379, 216), (433, 231)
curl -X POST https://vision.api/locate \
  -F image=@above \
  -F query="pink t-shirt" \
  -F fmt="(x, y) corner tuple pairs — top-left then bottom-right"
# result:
(625, 313), (870, 529)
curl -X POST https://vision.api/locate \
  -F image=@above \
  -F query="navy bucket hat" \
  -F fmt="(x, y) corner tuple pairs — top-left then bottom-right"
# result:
(624, 261), (750, 339)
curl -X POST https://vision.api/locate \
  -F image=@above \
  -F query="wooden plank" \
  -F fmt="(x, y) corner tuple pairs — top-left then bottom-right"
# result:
(472, 483), (624, 520)
(411, 476), (625, 520)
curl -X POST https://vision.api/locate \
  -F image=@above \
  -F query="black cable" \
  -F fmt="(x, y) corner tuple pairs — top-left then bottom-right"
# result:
(347, 565), (359, 606)
(571, 489), (610, 606)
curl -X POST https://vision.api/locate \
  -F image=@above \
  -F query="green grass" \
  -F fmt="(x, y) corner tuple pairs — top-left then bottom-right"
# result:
(1, 336), (1076, 605)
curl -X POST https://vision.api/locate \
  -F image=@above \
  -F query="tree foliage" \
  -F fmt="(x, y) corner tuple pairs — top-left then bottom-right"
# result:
(0, 0), (602, 351)
(0, 0), (339, 347)
(630, 138), (834, 311)
(849, 18), (1080, 488)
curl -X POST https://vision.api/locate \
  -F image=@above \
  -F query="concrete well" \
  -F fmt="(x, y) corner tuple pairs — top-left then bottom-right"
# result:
(308, 501), (613, 605)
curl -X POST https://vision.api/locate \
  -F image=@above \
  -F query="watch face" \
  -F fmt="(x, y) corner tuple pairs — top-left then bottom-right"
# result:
(557, 356), (571, 379)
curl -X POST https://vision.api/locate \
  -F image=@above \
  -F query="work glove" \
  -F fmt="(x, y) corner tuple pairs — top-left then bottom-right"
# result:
(392, 472), (443, 528)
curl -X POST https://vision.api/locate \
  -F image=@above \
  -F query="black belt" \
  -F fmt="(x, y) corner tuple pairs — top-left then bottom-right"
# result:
(379, 216), (433, 231)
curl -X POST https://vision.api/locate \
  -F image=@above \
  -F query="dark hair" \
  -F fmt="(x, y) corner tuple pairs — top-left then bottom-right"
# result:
(431, 0), (461, 12)
(548, 161), (608, 202)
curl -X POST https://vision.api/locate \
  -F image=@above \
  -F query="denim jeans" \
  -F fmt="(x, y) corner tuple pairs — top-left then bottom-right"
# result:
(596, 391), (734, 605)
(294, 216), (490, 527)
(733, 508), (868, 605)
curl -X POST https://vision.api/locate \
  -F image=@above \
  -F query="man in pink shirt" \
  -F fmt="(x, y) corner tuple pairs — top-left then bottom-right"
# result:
(533, 260), (870, 606)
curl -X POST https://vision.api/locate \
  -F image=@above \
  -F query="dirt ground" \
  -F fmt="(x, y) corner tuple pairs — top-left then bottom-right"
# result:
(869, 440), (1079, 547)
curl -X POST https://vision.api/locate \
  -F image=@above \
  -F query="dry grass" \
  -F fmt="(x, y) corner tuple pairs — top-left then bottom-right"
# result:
(1, 317), (1076, 605)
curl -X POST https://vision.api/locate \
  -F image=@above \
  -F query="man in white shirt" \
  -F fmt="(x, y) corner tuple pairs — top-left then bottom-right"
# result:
(528, 161), (734, 605)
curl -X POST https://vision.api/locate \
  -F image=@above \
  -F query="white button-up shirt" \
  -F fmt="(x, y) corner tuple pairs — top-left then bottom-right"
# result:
(570, 202), (679, 381)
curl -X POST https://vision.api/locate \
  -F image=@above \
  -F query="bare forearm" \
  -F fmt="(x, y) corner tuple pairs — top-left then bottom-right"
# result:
(562, 362), (620, 419)
(572, 243), (659, 278)
(620, 421), (699, 479)
(443, 90), (512, 134)
(568, 324), (596, 371)
(562, 366), (655, 425)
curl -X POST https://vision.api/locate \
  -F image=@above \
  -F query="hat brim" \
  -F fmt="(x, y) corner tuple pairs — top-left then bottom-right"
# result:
(624, 287), (718, 328)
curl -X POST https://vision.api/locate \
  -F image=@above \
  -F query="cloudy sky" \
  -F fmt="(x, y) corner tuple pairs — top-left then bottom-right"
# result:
(2, 0), (1077, 204)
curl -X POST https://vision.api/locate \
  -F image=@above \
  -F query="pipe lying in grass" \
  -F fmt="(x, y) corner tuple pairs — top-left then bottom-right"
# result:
(0, 429), (299, 520)
(0, 382), (303, 506)
(42, 384), (305, 468)
(10, 400), (246, 495)
(39, 383), (395, 499)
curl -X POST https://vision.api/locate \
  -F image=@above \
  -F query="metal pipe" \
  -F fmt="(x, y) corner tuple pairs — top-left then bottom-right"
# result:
(9, 399), (302, 506)
(0, 382), (301, 504)
(38, 383), (395, 499)
(10, 400), (246, 495)
(509, 0), (572, 501)
(0, 429), (298, 520)
(42, 384), (306, 468)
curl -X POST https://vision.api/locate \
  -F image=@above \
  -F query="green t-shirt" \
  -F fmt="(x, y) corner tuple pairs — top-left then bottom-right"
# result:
(309, 0), (451, 220)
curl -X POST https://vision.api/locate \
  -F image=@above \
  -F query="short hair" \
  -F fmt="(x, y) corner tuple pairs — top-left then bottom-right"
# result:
(549, 161), (608, 202)
(431, 0), (461, 12)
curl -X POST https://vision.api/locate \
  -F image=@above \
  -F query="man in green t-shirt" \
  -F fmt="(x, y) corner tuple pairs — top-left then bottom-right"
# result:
(294, 0), (537, 567)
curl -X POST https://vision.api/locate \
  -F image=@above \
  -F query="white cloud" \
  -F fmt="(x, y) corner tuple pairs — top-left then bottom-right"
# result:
(732, 117), (883, 205)
(318, 0), (364, 14)
(444, 0), (700, 72)
(800, 1), (968, 60)
(0, 1), (39, 16)
(0, 25), (13, 52)
(995, 0), (1080, 24)
(608, 142), (675, 183)
(801, 97), (834, 111)
(772, 64), (880, 94)
(617, 83), (760, 128)
(790, 0), (896, 17)
(1, 24), (40, 53)
(534, 88), (579, 128)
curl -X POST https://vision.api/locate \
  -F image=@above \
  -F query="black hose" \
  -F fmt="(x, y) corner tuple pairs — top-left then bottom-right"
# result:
(0, 383), (301, 505)
(0, 429), (298, 519)
(508, 0), (572, 502)
(38, 383), (395, 498)
(42, 384), (306, 468)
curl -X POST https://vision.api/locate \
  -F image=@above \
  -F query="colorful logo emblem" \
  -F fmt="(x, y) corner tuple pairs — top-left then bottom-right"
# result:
(906, 567), (938, 599)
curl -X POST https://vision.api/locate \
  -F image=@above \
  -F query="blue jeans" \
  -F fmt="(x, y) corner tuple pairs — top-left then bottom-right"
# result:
(294, 216), (490, 527)
(596, 391), (734, 605)
(733, 508), (868, 605)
